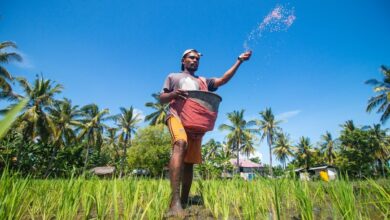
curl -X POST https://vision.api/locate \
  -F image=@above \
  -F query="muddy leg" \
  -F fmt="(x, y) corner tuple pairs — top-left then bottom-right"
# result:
(168, 140), (187, 216)
(181, 163), (193, 206)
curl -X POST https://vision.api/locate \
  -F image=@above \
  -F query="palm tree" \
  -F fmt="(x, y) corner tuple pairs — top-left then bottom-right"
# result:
(366, 65), (390, 124)
(77, 104), (110, 170)
(241, 135), (256, 159)
(47, 98), (82, 146)
(45, 98), (81, 176)
(257, 108), (281, 177)
(273, 132), (294, 170)
(15, 76), (63, 143)
(295, 136), (315, 169)
(0, 41), (22, 99)
(202, 139), (221, 160)
(103, 127), (120, 166)
(216, 142), (235, 175)
(320, 131), (337, 165)
(112, 106), (141, 177)
(368, 124), (390, 177)
(219, 110), (257, 173)
(144, 93), (168, 125)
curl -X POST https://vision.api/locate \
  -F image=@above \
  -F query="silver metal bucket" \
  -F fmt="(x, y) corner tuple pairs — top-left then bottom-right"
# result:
(187, 90), (222, 112)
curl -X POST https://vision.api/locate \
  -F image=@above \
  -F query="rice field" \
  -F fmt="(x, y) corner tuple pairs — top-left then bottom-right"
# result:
(1, 172), (389, 220)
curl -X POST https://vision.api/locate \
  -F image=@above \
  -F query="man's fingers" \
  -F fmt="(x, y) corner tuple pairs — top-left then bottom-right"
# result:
(173, 90), (188, 100)
(178, 90), (188, 97)
(178, 94), (187, 100)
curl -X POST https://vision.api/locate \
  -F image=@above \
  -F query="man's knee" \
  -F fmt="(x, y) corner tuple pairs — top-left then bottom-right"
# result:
(173, 140), (187, 153)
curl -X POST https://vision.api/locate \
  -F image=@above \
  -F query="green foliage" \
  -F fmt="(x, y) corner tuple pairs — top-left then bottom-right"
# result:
(196, 139), (235, 179)
(219, 110), (257, 173)
(127, 125), (171, 177)
(0, 98), (28, 139)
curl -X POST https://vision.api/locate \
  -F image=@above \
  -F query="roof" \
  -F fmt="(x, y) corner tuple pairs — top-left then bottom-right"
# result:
(294, 165), (337, 172)
(309, 165), (336, 171)
(229, 159), (263, 168)
(90, 166), (115, 175)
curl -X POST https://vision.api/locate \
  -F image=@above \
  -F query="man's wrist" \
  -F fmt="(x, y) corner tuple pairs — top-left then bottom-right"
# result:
(237, 56), (244, 62)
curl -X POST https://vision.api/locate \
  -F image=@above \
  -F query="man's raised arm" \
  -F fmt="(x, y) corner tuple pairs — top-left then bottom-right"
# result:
(213, 51), (252, 88)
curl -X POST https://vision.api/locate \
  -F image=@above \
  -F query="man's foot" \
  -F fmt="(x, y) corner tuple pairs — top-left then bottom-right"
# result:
(165, 209), (188, 218)
(166, 200), (187, 218)
(165, 201), (188, 218)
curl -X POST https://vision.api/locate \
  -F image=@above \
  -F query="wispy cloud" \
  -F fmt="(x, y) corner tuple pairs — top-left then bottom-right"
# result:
(3, 48), (35, 69)
(276, 110), (301, 122)
(134, 108), (146, 121)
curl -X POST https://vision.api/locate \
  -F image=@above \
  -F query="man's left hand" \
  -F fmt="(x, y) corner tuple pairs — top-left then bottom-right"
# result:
(238, 51), (252, 62)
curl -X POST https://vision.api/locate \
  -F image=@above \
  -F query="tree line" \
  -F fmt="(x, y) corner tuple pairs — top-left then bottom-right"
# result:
(1, 41), (389, 178)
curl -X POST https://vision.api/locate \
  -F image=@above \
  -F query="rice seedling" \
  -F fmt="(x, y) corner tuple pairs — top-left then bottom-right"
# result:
(0, 172), (389, 219)
(294, 180), (314, 220)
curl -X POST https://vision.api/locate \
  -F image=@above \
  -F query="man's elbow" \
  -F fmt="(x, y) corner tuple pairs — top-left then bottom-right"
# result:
(214, 78), (226, 88)
(159, 93), (169, 104)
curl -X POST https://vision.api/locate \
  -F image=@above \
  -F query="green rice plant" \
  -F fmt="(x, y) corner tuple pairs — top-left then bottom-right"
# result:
(55, 177), (83, 219)
(121, 179), (143, 219)
(294, 180), (313, 220)
(142, 178), (170, 220)
(0, 172), (30, 220)
(328, 179), (358, 220)
(242, 179), (270, 219)
(1, 171), (390, 219)
(365, 179), (390, 218)
(92, 180), (113, 219)
(199, 179), (221, 218)
(27, 179), (61, 219)
(112, 179), (119, 219)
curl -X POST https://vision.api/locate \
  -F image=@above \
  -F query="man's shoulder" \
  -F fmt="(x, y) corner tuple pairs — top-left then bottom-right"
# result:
(167, 72), (184, 77)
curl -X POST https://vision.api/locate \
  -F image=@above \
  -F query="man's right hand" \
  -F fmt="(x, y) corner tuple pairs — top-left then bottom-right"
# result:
(160, 89), (188, 104)
(171, 89), (188, 100)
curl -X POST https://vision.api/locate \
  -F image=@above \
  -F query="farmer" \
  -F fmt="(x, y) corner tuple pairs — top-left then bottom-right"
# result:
(160, 49), (252, 216)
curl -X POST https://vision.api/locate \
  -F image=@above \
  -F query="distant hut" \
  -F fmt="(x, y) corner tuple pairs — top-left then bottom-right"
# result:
(309, 165), (337, 181)
(90, 166), (116, 178)
(294, 165), (337, 181)
(229, 159), (265, 180)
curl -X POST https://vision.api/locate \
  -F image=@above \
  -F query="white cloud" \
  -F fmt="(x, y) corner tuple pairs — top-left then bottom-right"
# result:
(276, 110), (301, 122)
(249, 150), (263, 161)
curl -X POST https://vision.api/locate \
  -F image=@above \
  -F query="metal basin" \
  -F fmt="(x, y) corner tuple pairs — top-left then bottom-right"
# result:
(187, 90), (222, 112)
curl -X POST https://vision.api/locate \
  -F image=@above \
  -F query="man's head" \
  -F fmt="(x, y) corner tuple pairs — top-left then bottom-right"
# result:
(181, 49), (202, 72)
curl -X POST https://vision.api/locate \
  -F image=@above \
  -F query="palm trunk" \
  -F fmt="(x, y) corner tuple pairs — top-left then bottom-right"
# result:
(379, 159), (385, 178)
(268, 134), (273, 177)
(45, 143), (59, 177)
(120, 133), (129, 177)
(83, 132), (93, 173)
(237, 139), (241, 174)
(83, 145), (90, 172)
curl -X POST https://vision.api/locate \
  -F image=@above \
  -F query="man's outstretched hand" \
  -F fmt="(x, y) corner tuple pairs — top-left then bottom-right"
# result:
(238, 51), (252, 62)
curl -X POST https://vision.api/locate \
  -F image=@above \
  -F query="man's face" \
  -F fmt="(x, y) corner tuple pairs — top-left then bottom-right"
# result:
(182, 52), (200, 72)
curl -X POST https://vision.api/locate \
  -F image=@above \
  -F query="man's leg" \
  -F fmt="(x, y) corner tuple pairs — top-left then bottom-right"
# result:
(169, 140), (187, 213)
(181, 163), (193, 206)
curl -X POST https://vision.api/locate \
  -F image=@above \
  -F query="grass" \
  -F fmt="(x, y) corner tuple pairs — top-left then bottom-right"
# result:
(0, 171), (389, 219)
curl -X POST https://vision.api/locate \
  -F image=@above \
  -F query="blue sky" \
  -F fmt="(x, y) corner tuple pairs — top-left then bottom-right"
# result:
(2, 0), (389, 165)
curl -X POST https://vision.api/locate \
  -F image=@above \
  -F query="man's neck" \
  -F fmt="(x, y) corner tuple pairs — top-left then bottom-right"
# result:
(183, 69), (196, 76)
